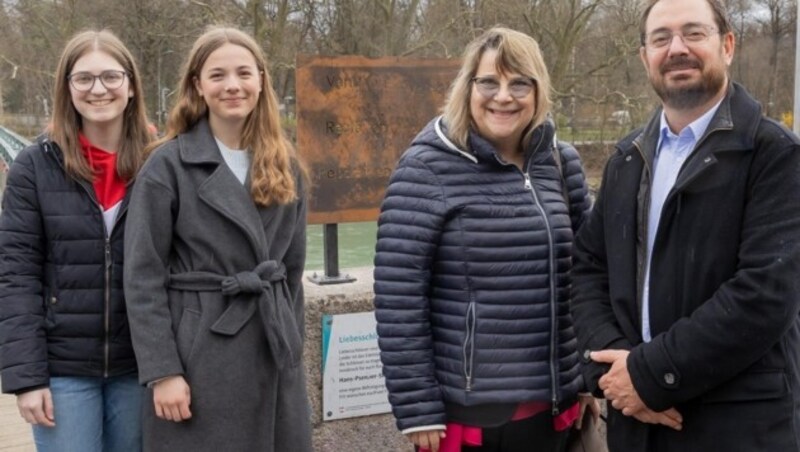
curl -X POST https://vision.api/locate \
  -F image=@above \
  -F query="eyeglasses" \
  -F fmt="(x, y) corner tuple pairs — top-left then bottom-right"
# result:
(472, 76), (537, 99)
(67, 70), (128, 92)
(644, 24), (719, 51)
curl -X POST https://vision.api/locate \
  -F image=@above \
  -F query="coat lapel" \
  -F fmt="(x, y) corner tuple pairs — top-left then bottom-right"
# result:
(178, 118), (269, 261)
(673, 84), (758, 192)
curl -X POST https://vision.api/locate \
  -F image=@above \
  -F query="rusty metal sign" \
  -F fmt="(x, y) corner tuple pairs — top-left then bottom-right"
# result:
(296, 55), (460, 224)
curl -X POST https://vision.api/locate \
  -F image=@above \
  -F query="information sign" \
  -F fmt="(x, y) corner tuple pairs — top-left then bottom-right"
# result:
(321, 311), (391, 420)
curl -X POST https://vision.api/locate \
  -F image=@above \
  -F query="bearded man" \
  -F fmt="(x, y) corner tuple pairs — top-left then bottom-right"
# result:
(569, 0), (800, 451)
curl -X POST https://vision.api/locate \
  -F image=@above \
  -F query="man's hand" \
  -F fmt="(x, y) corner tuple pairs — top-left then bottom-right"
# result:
(592, 349), (683, 431)
(632, 407), (683, 431)
(17, 388), (55, 427)
(153, 375), (192, 422)
(591, 349), (646, 415)
(406, 429), (446, 452)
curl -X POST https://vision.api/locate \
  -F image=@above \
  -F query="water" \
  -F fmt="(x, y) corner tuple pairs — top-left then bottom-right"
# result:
(305, 222), (377, 270)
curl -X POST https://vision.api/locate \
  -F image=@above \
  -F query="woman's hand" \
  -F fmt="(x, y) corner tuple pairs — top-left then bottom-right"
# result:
(153, 375), (192, 422)
(17, 388), (55, 427)
(406, 429), (446, 452)
(574, 393), (601, 429)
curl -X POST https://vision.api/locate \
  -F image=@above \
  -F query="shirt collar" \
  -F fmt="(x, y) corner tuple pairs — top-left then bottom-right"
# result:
(656, 98), (724, 155)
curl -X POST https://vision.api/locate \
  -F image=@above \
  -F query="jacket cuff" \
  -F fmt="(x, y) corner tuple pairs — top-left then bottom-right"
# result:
(146, 375), (182, 388)
(578, 336), (631, 396)
(13, 384), (49, 396)
(401, 425), (447, 435)
(628, 339), (680, 412)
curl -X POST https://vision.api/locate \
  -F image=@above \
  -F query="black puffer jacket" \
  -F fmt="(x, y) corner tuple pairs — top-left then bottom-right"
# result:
(374, 117), (590, 431)
(0, 138), (136, 394)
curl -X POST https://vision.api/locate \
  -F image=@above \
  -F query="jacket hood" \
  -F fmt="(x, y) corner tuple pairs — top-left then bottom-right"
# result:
(411, 115), (557, 165)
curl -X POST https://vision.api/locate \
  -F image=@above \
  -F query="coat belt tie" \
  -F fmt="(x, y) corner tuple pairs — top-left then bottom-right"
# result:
(167, 260), (301, 369)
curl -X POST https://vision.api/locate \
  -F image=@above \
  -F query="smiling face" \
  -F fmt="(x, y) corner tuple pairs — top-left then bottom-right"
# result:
(640, 0), (733, 111)
(469, 49), (536, 155)
(69, 50), (132, 130)
(194, 43), (262, 132)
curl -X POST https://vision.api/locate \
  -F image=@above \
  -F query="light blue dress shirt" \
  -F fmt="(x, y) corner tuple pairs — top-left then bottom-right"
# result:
(641, 101), (722, 342)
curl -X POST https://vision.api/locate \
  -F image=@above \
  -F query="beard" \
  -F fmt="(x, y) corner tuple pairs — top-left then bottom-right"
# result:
(650, 55), (727, 110)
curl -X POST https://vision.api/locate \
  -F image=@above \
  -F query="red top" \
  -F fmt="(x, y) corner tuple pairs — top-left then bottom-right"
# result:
(419, 402), (580, 452)
(79, 133), (126, 211)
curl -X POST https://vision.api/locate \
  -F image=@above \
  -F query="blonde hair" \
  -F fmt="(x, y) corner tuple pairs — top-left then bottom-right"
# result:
(151, 26), (306, 206)
(442, 27), (552, 151)
(50, 29), (150, 181)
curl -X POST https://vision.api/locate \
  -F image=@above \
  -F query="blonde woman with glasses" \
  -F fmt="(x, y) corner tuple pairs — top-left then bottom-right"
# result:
(374, 27), (600, 452)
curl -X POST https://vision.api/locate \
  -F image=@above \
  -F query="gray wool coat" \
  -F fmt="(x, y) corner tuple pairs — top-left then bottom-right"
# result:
(124, 118), (311, 452)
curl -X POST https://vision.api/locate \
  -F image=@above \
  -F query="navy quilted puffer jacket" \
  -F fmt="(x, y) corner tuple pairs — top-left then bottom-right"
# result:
(374, 116), (590, 431)
(0, 139), (136, 394)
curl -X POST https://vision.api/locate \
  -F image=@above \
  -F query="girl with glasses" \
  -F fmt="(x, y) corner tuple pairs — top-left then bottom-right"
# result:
(123, 27), (311, 452)
(374, 27), (600, 452)
(0, 29), (152, 451)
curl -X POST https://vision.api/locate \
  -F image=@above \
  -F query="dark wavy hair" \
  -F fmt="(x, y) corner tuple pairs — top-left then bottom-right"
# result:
(639, 0), (733, 46)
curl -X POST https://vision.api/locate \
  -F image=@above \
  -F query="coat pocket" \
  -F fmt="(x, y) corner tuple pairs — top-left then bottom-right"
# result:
(43, 287), (59, 331)
(462, 301), (477, 391)
(700, 370), (789, 404)
(176, 308), (201, 367)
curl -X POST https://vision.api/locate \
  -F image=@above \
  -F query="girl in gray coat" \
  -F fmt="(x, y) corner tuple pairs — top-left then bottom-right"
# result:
(123, 27), (311, 452)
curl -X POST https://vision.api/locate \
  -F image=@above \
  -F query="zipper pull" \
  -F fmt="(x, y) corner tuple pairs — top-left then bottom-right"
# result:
(465, 378), (472, 392)
(523, 173), (532, 189)
(551, 395), (560, 415)
(105, 239), (112, 268)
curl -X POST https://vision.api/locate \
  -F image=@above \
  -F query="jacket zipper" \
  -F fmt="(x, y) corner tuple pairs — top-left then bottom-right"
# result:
(463, 302), (476, 392)
(43, 141), (123, 378)
(522, 171), (560, 414)
(103, 237), (111, 377)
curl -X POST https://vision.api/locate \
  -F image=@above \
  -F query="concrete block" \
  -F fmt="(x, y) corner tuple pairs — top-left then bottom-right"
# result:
(303, 267), (411, 451)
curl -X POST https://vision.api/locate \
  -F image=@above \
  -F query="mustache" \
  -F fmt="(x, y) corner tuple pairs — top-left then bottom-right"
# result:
(660, 56), (702, 74)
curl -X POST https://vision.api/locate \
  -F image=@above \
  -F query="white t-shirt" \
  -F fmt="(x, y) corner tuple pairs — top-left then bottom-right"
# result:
(215, 137), (251, 185)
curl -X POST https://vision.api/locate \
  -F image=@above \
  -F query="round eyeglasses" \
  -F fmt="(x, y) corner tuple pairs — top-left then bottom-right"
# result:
(472, 76), (537, 99)
(68, 70), (128, 92)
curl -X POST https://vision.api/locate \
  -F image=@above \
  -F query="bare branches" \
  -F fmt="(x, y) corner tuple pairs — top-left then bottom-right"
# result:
(0, 0), (795, 130)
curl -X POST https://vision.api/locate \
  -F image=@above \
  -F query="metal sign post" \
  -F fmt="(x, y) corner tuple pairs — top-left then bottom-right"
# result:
(308, 224), (357, 285)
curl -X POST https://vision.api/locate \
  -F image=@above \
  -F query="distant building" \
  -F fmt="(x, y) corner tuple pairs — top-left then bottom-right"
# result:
(609, 110), (631, 126)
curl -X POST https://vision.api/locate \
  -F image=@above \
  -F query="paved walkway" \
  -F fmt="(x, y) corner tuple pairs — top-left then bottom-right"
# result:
(0, 390), (34, 451)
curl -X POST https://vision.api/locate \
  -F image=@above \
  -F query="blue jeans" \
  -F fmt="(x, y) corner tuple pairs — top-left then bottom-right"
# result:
(32, 374), (143, 452)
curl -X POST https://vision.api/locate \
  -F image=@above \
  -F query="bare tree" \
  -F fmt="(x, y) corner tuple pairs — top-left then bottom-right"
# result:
(0, 0), (794, 136)
(756, 0), (796, 115)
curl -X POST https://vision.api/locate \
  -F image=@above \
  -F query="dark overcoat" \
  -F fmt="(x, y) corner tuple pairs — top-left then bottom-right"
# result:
(571, 83), (800, 452)
(123, 119), (311, 452)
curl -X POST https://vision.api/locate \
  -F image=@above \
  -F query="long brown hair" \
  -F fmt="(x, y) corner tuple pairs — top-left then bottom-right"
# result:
(151, 26), (306, 206)
(442, 27), (552, 152)
(50, 29), (150, 182)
